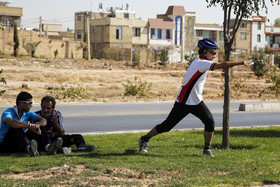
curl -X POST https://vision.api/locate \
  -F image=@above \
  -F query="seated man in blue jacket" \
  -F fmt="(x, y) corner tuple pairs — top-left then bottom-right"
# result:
(36, 96), (97, 153)
(0, 92), (62, 157)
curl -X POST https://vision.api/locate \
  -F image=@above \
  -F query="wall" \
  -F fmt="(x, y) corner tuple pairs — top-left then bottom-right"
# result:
(0, 28), (83, 59)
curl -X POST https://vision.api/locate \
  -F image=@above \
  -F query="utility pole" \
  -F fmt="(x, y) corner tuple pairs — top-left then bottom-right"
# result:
(39, 16), (42, 37)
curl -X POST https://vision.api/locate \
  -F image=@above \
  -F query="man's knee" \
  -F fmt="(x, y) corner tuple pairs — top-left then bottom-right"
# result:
(204, 123), (215, 132)
(155, 124), (172, 133)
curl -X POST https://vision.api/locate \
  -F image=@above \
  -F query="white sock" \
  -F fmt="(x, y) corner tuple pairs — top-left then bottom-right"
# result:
(45, 144), (50, 151)
(27, 145), (30, 153)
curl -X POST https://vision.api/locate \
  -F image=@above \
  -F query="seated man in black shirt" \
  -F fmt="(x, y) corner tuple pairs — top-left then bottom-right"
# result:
(36, 96), (97, 153)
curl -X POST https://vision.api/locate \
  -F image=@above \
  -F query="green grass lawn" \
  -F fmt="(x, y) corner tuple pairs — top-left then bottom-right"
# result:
(0, 126), (279, 186)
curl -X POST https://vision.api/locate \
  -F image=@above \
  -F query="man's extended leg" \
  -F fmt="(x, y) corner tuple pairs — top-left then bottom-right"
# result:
(139, 102), (190, 153)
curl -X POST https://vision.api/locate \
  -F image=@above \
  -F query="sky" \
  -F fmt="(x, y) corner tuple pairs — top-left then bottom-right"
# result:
(9, 0), (280, 31)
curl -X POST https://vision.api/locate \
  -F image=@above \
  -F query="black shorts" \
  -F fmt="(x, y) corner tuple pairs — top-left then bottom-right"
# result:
(155, 101), (215, 133)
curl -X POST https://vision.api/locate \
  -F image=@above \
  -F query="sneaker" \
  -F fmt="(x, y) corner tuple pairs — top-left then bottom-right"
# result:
(47, 137), (63, 155)
(29, 139), (39, 157)
(76, 144), (97, 152)
(203, 148), (215, 157)
(61, 147), (72, 154)
(139, 138), (148, 153)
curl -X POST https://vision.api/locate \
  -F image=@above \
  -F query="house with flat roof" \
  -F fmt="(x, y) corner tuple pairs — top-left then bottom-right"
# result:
(0, 1), (22, 28)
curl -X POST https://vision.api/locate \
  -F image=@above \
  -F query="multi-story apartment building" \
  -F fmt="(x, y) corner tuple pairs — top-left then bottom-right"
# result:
(231, 20), (252, 54)
(0, 1), (22, 28)
(75, 5), (148, 59)
(232, 16), (280, 53)
(74, 5), (279, 62)
(266, 25), (280, 50)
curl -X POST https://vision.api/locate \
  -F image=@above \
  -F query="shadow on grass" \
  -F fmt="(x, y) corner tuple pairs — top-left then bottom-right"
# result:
(214, 129), (280, 138)
(193, 143), (257, 150)
(263, 180), (280, 185)
(67, 149), (165, 158)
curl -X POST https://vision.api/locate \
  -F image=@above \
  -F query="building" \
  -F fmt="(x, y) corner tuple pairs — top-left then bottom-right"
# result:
(251, 16), (266, 50)
(232, 16), (280, 53)
(75, 4), (148, 59)
(0, 1), (22, 28)
(149, 6), (196, 62)
(265, 25), (280, 51)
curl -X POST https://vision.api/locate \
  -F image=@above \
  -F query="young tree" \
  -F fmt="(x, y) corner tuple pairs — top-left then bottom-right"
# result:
(13, 22), (19, 57)
(206, 0), (280, 148)
(24, 42), (41, 57)
(160, 48), (169, 67)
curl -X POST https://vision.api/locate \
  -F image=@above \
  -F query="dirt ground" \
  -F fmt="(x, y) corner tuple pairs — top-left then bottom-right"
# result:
(0, 57), (278, 106)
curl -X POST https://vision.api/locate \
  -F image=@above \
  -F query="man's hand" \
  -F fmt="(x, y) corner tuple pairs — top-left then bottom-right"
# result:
(50, 111), (59, 125)
(29, 123), (41, 135)
(243, 60), (254, 66)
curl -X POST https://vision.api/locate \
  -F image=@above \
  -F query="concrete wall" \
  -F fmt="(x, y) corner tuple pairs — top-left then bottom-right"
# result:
(0, 28), (83, 59)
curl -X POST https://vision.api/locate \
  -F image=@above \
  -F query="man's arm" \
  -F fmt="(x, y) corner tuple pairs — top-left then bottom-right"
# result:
(213, 61), (245, 70)
(4, 118), (30, 129)
(33, 116), (47, 127)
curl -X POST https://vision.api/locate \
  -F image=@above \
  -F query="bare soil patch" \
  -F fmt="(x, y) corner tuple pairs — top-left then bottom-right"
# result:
(0, 57), (277, 106)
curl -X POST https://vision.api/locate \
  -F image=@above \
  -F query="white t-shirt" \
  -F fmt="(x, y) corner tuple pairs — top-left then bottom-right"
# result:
(176, 57), (216, 105)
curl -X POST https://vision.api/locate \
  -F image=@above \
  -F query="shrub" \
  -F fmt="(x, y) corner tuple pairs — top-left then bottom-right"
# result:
(160, 48), (168, 67)
(51, 84), (89, 101)
(54, 49), (58, 58)
(132, 53), (140, 67)
(260, 66), (280, 97)
(123, 76), (152, 98)
(24, 42), (41, 57)
(251, 47), (268, 77)
(0, 69), (7, 96)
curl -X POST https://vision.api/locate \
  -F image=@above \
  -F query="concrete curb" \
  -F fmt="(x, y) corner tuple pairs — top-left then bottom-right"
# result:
(239, 102), (280, 112)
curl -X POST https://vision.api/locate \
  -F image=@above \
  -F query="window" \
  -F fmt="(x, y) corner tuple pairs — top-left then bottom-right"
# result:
(257, 22), (261, 30)
(150, 28), (155, 38)
(92, 27), (96, 34)
(240, 21), (247, 28)
(240, 32), (247, 40)
(133, 28), (141, 37)
(166, 30), (171, 39)
(157, 29), (162, 39)
(77, 31), (82, 39)
(77, 14), (82, 21)
(116, 26), (122, 40)
(257, 34), (261, 42)
(2, 18), (11, 27)
(124, 13), (129, 18)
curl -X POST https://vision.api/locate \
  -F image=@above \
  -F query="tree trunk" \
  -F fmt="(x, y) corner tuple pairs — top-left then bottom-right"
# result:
(222, 46), (231, 149)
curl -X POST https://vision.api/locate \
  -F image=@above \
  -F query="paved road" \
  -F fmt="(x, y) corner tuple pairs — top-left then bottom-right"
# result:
(0, 101), (279, 134)
(2, 101), (278, 134)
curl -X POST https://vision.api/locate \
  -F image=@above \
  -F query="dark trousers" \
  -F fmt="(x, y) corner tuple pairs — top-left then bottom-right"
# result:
(26, 127), (51, 151)
(0, 127), (51, 153)
(52, 134), (85, 148)
(0, 128), (29, 153)
(155, 101), (215, 133)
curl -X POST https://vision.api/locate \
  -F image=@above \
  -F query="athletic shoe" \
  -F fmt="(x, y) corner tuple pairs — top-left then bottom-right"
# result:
(76, 145), (97, 152)
(61, 147), (72, 154)
(139, 137), (148, 153)
(47, 137), (63, 155)
(29, 139), (39, 157)
(203, 148), (215, 157)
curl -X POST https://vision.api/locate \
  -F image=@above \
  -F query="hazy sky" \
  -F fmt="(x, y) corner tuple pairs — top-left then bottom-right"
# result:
(10, 0), (280, 31)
